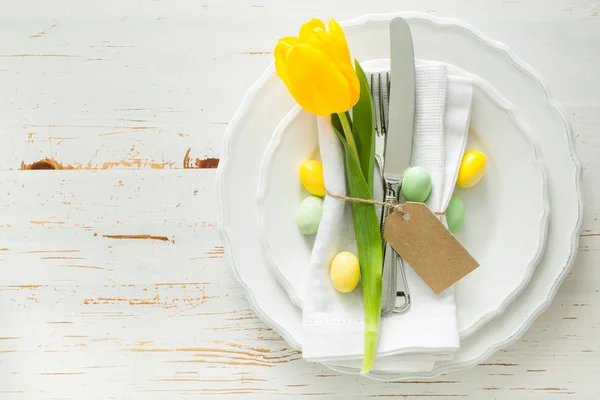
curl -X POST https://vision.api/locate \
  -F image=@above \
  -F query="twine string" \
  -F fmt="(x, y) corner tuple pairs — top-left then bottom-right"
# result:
(325, 190), (445, 216)
(326, 190), (405, 214)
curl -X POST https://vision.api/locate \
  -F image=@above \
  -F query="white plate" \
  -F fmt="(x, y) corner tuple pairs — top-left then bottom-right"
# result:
(256, 62), (549, 339)
(216, 12), (583, 380)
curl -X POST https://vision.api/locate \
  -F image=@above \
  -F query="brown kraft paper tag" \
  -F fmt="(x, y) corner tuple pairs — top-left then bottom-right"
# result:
(383, 202), (480, 295)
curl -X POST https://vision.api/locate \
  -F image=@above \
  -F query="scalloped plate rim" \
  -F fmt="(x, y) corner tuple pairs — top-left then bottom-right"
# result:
(216, 11), (583, 380)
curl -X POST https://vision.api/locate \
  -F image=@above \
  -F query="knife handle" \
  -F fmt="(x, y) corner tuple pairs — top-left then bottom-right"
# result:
(381, 183), (400, 234)
(380, 188), (399, 317)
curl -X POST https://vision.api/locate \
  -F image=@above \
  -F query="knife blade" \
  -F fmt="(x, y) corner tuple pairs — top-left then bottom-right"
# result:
(384, 17), (416, 185)
(380, 17), (416, 315)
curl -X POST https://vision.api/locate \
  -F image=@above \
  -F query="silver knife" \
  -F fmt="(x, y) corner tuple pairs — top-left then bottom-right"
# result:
(383, 17), (416, 313)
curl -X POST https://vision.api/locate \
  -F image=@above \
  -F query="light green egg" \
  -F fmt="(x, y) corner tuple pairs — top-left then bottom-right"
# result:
(446, 195), (465, 234)
(401, 166), (432, 203)
(296, 196), (324, 235)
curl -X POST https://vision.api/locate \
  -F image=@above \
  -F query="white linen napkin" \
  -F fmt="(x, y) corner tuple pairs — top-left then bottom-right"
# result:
(302, 59), (473, 372)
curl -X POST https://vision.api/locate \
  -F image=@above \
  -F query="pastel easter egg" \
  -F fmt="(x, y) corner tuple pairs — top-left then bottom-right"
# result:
(401, 166), (432, 203)
(446, 195), (465, 234)
(330, 251), (360, 293)
(456, 150), (487, 189)
(300, 160), (326, 197)
(295, 195), (324, 235)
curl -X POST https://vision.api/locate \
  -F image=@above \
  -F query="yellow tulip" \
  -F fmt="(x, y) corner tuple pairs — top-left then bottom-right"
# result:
(274, 18), (360, 116)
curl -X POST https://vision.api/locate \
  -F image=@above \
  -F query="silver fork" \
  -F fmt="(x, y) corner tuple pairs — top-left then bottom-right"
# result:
(370, 71), (411, 317)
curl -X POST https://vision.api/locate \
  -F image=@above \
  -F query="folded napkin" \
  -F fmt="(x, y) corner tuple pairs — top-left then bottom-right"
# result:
(302, 59), (473, 372)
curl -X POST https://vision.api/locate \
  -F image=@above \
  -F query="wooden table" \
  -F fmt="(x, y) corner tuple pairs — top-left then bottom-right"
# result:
(1, 1), (599, 398)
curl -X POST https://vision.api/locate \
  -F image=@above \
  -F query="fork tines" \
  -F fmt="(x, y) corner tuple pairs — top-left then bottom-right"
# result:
(369, 72), (390, 137)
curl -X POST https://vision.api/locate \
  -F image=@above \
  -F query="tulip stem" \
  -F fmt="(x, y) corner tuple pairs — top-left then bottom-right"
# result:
(337, 112), (359, 162)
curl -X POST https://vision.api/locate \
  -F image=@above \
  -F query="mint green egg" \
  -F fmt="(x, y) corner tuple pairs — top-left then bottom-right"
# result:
(401, 166), (432, 203)
(296, 196), (324, 235)
(446, 195), (465, 234)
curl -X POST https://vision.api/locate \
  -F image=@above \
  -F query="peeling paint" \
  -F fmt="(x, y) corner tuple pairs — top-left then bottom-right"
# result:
(183, 148), (220, 169)
(102, 234), (170, 242)
(22, 158), (175, 170)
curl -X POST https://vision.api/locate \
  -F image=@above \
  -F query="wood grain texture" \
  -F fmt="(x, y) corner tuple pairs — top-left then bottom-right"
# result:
(1, 0), (599, 398)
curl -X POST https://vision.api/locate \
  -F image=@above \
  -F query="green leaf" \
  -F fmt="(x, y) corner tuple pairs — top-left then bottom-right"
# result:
(351, 60), (376, 194)
(331, 111), (353, 140)
(332, 114), (344, 139)
(331, 123), (383, 374)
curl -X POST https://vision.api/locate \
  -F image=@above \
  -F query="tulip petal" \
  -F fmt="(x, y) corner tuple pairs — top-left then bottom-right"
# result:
(299, 18), (326, 42)
(274, 38), (292, 85)
(328, 19), (351, 63)
(285, 44), (353, 115)
(275, 37), (299, 57)
(339, 63), (361, 106)
(327, 20), (360, 106)
(275, 37), (304, 85)
(310, 27), (335, 56)
(275, 58), (289, 87)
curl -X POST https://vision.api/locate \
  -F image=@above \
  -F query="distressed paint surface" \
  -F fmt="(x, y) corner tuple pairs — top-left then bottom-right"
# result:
(1, 0), (599, 398)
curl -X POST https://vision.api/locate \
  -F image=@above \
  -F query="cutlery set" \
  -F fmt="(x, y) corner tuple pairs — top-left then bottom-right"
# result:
(371, 17), (416, 316)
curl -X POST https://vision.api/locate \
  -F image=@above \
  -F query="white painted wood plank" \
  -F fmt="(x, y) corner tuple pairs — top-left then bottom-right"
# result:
(0, 170), (598, 399)
(1, 0), (598, 170)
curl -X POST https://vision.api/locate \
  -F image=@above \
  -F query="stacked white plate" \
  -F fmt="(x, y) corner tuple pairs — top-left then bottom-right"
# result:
(216, 12), (583, 380)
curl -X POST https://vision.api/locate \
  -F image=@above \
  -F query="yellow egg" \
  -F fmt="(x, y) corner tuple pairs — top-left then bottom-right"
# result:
(300, 160), (326, 197)
(456, 150), (487, 189)
(330, 251), (360, 293)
